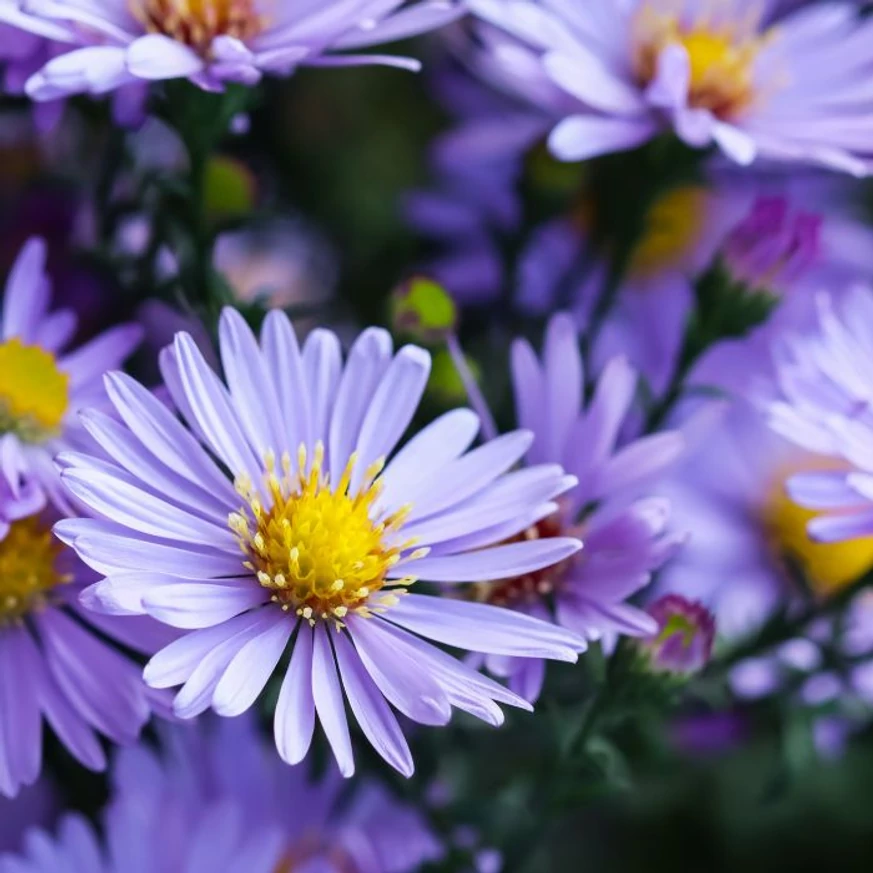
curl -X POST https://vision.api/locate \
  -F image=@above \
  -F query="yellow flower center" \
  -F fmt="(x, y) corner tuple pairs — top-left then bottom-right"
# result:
(634, 6), (772, 117)
(629, 185), (708, 277)
(229, 443), (425, 629)
(131, 0), (263, 53)
(766, 464), (873, 597)
(0, 517), (71, 624)
(0, 338), (69, 442)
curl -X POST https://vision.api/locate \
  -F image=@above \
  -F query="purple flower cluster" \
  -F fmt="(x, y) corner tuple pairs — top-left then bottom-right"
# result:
(1, 715), (445, 872)
(4, 0), (873, 864)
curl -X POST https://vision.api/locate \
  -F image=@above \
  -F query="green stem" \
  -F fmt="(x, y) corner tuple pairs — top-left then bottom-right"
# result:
(161, 82), (252, 330)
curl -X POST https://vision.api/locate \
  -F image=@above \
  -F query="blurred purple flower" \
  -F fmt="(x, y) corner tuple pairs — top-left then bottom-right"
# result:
(469, 0), (873, 175)
(0, 21), (67, 131)
(2, 714), (445, 872)
(0, 12), (148, 128)
(0, 779), (56, 854)
(469, 313), (685, 701)
(0, 238), (141, 512)
(57, 308), (585, 777)
(670, 709), (748, 756)
(640, 594), (715, 675)
(726, 592), (873, 758)
(214, 218), (337, 312)
(404, 65), (525, 306)
(4, 0), (464, 98)
(769, 286), (873, 543)
(0, 509), (174, 798)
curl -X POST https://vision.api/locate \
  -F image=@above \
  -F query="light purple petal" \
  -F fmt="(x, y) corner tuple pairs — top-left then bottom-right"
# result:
(274, 623), (316, 766)
(312, 627), (355, 777)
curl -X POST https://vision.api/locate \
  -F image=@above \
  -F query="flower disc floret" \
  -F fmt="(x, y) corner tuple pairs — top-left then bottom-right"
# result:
(0, 338), (69, 442)
(131, 0), (263, 53)
(0, 517), (70, 624)
(634, 7), (771, 118)
(230, 442), (421, 627)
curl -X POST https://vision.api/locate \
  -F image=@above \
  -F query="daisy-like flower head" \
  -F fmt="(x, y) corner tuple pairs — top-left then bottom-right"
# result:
(662, 398), (873, 648)
(469, 0), (873, 175)
(768, 286), (873, 545)
(58, 308), (584, 778)
(3, 0), (465, 98)
(466, 313), (685, 701)
(0, 508), (172, 799)
(0, 238), (142, 513)
(1, 714), (444, 873)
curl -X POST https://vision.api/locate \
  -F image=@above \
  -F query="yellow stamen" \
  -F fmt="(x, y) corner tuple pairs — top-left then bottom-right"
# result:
(230, 443), (414, 630)
(130, 0), (263, 54)
(634, 5), (773, 118)
(766, 461), (873, 596)
(0, 518), (70, 624)
(0, 338), (69, 442)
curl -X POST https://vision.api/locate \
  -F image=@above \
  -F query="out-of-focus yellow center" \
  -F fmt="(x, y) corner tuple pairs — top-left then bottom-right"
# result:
(230, 443), (425, 629)
(473, 511), (572, 606)
(0, 338), (69, 441)
(0, 518), (70, 623)
(131, 0), (263, 52)
(766, 467), (873, 596)
(630, 186), (708, 276)
(634, 7), (771, 117)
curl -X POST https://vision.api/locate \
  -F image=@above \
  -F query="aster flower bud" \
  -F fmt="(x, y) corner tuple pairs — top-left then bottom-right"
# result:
(722, 196), (821, 294)
(391, 276), (458, 345)
(639, 595), (715, 676)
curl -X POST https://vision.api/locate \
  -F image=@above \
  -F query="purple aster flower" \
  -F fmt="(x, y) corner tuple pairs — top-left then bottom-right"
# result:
(660, 399), (873, 641)
(0, 238), (141, 513)
(1, 715), (445, 873)
(638, 593), (715, 675)
(134, 716), (443, 871)
(1, 752), (280, 873)
(465, 313), (685, 701)
(0, 509), (173, 798)
(768, 286), (873, 544)
(657, 395), (873, 731)
(469, 0), (873, 174)
(57, 308), (584, 778)
(5, 0), (464, 98)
